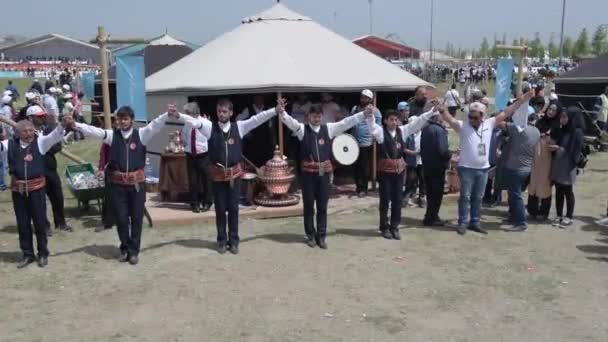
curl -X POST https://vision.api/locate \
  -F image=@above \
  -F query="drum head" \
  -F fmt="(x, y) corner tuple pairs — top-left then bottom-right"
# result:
(332, 134), (359, 166)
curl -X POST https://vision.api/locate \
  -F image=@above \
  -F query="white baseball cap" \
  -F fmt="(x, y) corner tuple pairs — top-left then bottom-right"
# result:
(62, 84), (70, 91)
(469, 102), (487, 114)
(25, 92), (36, 100)
(26, 105), (46, 116)
(3, 90), (12, 96)
(361, 89), (374, 99)
(49, 87), (57, 93)
(1, 95), (11, 104)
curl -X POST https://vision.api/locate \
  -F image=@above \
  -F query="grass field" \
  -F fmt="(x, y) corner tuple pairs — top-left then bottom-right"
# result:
(0, 137), (607, 341)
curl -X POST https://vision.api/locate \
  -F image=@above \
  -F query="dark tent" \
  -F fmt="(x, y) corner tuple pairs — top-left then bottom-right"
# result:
(93, 45), (194, 122)
(554, 53), (608, 110)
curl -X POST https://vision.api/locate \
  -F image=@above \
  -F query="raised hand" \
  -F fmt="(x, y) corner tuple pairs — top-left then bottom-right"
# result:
(364, 104), (375, 118)
(275, 97), (287, 115)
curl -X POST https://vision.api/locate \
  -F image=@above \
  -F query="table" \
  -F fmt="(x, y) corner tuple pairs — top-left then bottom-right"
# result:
(159, 153), (190, 202)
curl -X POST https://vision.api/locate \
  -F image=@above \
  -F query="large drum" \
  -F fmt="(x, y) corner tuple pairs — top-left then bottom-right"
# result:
(332, 134), (359, 166)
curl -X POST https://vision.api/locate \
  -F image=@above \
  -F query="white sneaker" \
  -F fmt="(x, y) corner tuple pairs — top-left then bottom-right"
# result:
(551, 217), (563, 227)
(561, 218), (573, 227)
(596, 217), (608, 227)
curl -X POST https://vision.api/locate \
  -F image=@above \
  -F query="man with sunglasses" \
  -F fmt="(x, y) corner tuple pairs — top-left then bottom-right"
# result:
(440, 90), (534, 235)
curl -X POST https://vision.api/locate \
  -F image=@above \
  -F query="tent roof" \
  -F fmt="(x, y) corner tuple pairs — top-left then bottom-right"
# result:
(0, 33), (99, 52)
(554, 53), (608, 84)
(146, 3), (430, 95)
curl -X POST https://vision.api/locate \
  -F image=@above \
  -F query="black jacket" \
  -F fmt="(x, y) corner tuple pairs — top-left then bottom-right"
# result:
(420, 121), (451, 170)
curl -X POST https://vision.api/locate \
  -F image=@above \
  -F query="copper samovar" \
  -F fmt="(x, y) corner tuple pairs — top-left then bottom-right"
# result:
(254, 146), (299, 207)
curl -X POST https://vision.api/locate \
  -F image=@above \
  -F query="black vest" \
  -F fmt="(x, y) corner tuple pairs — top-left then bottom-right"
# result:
(108, 129), (146, 172)
(300, 125), (331, 162)
(209, 122), (242, 167)
(8, 138), (45, 180)
(378, 128), (404, 160)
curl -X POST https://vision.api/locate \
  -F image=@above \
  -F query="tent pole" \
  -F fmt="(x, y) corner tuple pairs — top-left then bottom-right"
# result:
(277, 92), (284, 157)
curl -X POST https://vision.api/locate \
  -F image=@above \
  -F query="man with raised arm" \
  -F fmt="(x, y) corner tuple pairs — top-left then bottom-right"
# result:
(64, 105), (179, 265)
(369, 105), (439, 240)
(277, 102), (374, 249)
(439, 90), (534, 235)
(175, 98), (279, 255)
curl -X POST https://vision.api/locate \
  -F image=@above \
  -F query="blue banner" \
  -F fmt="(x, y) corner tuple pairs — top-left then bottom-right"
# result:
(116, 55), (147, 122)
(495, 58), (515, 111)
(81, 72), (95, 101)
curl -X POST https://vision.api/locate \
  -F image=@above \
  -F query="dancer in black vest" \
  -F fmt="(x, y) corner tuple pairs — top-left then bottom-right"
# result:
(370, 107), (439, 239)
(27, 105), (73, 235)
(278, 103), (374, 249)
(65, 105), (179, 265)
(179, 98), (278, 255)
(1, 116), (66, 268)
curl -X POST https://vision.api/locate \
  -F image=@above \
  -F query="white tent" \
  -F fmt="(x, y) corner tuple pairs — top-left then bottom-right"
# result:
(146, 3), (430, 96)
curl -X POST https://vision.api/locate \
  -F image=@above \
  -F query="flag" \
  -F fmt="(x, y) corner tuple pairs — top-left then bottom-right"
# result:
(495, 58), (515, 112)
(116, 55), (147, 122)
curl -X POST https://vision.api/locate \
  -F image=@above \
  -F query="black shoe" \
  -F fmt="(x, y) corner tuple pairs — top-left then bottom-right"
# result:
(306, 237), (316, 248)
(217, 244), (227, 254)
(201, 204), (211, 212)
(118, 252), (129, 263)
(191, 205), (200, 213)
(128, 255), (139, 265)
(317, 238), (328, 249)
(381, 230), (393, 240)
(17, 256), (35, 269)
(424, 219), (446, 227)
(468, 225), (488, 235)
(37, 256), (48, 268)
(391, 229), (401, 240)
(229, 244), (239, 255)
(456, 225), (467, 235)
(58, 224), (73, 232)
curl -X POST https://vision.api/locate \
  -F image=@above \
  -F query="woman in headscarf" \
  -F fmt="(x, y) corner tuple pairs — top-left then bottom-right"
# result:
(527, 102), (561, 222)
(549, 106), (585, 228)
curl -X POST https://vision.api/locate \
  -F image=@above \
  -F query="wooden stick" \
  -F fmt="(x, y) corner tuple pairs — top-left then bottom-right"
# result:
(242, 156), (263, 176)
(277, 92), (284, 157)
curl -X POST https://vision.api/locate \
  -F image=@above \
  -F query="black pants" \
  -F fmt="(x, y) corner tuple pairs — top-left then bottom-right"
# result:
(555, 183), (575, 219)
(354, 146), (372, 193)
(102, 173), (114, 228)
(13, 188), (48, 258)
(111, 183), (146, 256)
(45, 169), (66, 228)
(213, 179), (240, 246)
(301, 172), (330, 239)
(423, 168), (446, 224)
(404, 165), (425, 200)
(378, 171), (404, 231)
(527, 195), (552, 219)
(186, 152), (212, 207)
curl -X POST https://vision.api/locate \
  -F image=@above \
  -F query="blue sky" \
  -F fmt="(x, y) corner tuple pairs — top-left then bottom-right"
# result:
(11, 0), (608, 50)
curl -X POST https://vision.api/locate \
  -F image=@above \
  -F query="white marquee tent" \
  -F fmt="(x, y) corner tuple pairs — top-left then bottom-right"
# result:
(146, 3), (430, 96)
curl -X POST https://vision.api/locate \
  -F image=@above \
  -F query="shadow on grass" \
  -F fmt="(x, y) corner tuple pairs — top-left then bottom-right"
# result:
(143, 239), (217, 253)
(0, 251), (22, 263)
(53, 244), (119, 260)
(0, 225), (17, 234)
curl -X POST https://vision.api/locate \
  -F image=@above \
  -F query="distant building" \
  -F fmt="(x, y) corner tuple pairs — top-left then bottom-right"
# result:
(352, 35), (420, 60)
(0, 33), (105, 64)
(420, 50), (457, 62)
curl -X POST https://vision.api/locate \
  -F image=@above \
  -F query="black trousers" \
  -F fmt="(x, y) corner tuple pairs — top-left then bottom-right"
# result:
(404, 165), (425, 200)
(423, 168), (446, 224)
(45, 169), (66, 228)
(13, 188), (48, 258)
(354, 146), (372, 193)
(111, 183), (146, 256)
(378, 171), (405, 231)
(213, 179), (240, 246)
(527, 195), (552, 218)
(301, 172), (330, 239)
(555, 183), (575, 219)
(186, 152), (212, 207)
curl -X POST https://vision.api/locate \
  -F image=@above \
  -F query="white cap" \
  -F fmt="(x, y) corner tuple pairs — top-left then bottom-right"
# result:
(49, 87), (57, 93)
(550, 93), (558, 100)
(26, 105), (46, 116)
(469, 102), (487, 114)
(62, 84), (70, 91)
(361, 89), (374, 99)
(3, 90), (12, 96)
(1, 95), (11, 104)
(25, 92), (35, 100)
(56, 89), (63, 94)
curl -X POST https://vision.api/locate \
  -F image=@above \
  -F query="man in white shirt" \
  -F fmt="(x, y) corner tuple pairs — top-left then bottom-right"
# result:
(42, 87), (59, 119)
(278, 102), (373, 249)
(320, 93), (340, 125)
(180, 102), (212, 213)
(183, 98), (279, 255)
(65, 105), (181, 265)
(440, 90), (533, 235)
(444, 84), (461, 116)
(1, 120), (66, 268)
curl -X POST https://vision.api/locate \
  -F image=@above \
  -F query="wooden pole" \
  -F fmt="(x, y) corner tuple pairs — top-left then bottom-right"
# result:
(277, 92), (284, 157)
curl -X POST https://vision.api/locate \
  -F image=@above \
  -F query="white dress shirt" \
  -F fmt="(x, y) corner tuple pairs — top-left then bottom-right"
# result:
(280, 111), (366, 141)
(181, 119), (208, 154)
(0, 125), (65, 156)
(75, 113), (171, 146)
(186, 108), (277, 139)
(371, 109), (438, 144)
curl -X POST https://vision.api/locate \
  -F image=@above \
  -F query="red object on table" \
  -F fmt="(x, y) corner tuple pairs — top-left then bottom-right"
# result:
(159, 153), (190, 202)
